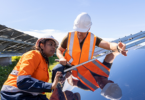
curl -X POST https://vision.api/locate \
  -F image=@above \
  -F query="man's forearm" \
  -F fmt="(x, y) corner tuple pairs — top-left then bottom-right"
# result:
(110, 42), (118, 52)
(99, 40), (118, 52)
(56, 49), (65, 59)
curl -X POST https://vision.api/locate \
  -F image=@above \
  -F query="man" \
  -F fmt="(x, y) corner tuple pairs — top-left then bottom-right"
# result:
(52, 12), (127, 100)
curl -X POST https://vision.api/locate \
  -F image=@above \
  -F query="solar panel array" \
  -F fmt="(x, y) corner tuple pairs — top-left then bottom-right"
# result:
(0, 24), (38, 57)
(94, 31), (145, 57)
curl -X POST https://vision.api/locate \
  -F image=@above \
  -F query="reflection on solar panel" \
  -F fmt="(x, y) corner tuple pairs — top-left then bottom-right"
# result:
(72, 49), (145, 100)
(0, 24), (38, 66)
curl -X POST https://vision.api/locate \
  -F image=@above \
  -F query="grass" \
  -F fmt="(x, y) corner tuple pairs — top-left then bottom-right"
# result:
(0, 56), (19, 90)
(0, 56), (20, 100)
(12, 56), (21, 62)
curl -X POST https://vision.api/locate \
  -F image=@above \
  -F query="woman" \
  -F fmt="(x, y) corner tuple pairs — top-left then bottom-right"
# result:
(0, 35), (62, 100)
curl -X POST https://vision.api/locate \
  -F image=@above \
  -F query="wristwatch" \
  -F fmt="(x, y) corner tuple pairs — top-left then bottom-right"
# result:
(117, 45), (120, 52)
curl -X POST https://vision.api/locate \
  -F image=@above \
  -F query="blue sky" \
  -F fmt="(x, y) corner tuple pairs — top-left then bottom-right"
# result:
(0, 0), (145, 42)
(1, 1), (145, 99)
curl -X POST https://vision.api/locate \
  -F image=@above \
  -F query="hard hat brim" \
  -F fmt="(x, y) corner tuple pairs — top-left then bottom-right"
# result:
(45, 37), (59, 46)
(73, 26), (90, 32)
(101, 83), (122, 100)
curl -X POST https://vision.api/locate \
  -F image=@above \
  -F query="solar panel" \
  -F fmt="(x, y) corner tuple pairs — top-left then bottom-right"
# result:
(0, 24), (38, 56)
(71, 49), (145, 100)
(94, 31), (145, 58)
(0, 24), (38, 66)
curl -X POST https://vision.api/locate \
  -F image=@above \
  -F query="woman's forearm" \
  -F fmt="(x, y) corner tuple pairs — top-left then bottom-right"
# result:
(17, 76), (52, 93)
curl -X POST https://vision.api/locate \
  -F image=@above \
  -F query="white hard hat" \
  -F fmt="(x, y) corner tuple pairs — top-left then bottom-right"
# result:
(73, 12), (92, 32)
(101, 83), (122, 100)
(35, 35), (59, 48)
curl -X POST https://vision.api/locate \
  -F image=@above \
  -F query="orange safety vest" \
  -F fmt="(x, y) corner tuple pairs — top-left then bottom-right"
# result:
(1, 50), (49, 95)
(65, 31), (96, 65)
(65, 31), (110, 91)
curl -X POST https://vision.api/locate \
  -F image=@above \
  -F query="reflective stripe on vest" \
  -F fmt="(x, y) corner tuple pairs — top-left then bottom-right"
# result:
(1, 85), (40, 96)
(73, 68), (98, 90)
(89, 33), (95, 60)
(72, 60), (110, 91)
(92, 60), (110, 76)
(69, 58), (73, 64)
(68, 32), (75, 63)
(10, 70), (19, 76)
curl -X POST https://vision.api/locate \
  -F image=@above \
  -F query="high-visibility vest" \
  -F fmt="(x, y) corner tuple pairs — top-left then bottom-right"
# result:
(65, 31), (96, 65)
(1, 50), (49, 95)
(72, 60), (110, 91)
(65, 31), (110, 91)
